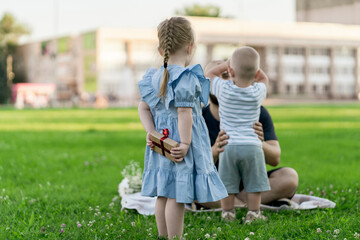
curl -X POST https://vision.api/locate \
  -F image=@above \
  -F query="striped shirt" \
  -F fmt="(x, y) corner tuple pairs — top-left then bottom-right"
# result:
(211, 77), (267, 146)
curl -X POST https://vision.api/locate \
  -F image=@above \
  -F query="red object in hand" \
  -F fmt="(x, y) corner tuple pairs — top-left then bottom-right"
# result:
(162, 129), (169, 137)
(159, 129), (169, 155)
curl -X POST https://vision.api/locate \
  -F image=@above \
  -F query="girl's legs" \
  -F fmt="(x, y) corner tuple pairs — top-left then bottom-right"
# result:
(155, 197), (168, 238)
(165, 198), (184, 239)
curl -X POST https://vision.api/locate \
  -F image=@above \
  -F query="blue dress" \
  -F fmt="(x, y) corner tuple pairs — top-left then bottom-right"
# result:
(138, 64), (228, 203)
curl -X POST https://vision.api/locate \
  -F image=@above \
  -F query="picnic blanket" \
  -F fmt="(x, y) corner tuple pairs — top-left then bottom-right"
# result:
(120, 192), (336, 216)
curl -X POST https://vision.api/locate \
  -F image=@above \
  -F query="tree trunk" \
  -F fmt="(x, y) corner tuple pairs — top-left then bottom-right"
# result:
(0, 53), (10, 104)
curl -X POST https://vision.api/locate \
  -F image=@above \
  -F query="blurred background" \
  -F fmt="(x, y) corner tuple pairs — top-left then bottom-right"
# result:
(1, 0), (360, 108)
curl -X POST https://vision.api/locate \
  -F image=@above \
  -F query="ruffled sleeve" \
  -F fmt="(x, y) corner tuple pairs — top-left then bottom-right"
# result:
(165, 64), (210, 109)
(138, 68), (160, 109)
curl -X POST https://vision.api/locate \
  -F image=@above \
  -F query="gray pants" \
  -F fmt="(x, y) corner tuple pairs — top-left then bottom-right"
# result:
(219, 145), (271, 194)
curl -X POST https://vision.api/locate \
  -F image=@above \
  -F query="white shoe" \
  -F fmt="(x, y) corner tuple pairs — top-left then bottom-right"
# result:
(244, 210), (267, 224)
(221, 209), (236, 222)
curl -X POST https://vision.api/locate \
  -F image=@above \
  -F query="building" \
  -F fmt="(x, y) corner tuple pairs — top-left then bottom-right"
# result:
(14, 17), (360, 107)
(296, 0), (360, 25)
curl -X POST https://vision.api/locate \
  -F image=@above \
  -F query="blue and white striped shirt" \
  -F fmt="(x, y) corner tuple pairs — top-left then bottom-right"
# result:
(211, 77), (267, 146)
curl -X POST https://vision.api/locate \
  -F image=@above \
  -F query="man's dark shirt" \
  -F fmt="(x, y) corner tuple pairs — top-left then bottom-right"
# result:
(202, 105), (278, 147)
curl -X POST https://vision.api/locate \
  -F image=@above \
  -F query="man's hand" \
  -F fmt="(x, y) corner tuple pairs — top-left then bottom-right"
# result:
(146, 132), (154, 150)
(211, 130), (229, 163)
(253, 121), (264, 142)
(170, 143), (190, 162)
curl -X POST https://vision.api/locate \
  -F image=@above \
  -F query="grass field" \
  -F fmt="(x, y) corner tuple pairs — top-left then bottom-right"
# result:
(0, 105), (359, 239)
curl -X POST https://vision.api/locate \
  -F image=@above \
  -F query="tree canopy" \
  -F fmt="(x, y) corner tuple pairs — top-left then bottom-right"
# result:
(0, 12), (30, 53)
(175, 4), (221, 18)
(0, 13), (30, 103)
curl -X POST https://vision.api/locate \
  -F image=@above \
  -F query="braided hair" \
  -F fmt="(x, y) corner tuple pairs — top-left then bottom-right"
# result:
(157, 17), (194, 100)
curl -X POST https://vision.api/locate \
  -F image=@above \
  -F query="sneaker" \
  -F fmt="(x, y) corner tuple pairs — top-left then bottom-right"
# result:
(221, 209), (236, 222)
(244, 210), (267, 224)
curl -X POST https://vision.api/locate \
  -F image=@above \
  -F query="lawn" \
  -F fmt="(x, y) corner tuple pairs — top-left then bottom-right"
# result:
(0, 105), (359, 239)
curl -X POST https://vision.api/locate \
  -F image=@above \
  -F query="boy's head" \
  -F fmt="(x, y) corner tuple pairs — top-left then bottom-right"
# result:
(229, 46), (260, 81)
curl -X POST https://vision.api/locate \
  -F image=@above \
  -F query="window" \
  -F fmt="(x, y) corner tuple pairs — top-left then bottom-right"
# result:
(312, 85), (317, 93)
(285, 66), (305, 74)
(286, 84), (291, 94)
(310, 48), (330, 56)
(324, 84), (330, 93)
(285, 47), (305, 56)
(298, 84), (305, 94)
(310, 67), (330, 74)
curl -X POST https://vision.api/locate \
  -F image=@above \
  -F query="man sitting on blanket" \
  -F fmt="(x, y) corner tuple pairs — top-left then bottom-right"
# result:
(195, 61), (299, 210)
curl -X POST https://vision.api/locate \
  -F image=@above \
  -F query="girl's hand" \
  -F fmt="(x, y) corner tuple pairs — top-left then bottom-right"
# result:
(170, 143), (190, 162)
(146, 132), (154, 150)
(253, 121), (264, 142)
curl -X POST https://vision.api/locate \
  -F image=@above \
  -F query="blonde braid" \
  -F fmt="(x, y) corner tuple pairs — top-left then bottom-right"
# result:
(159, 19), (174, 100)
(157, 17), (194, 100)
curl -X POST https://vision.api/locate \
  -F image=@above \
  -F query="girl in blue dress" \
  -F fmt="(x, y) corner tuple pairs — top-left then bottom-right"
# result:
(138, 17), (227, 239)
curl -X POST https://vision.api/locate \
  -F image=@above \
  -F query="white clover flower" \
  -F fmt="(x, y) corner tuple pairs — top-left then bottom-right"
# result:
(213, 233), (217, 238)
(120, 161), (143, 194)
(207, 216), (211, 220)
(205, 233), (210, 239)
(217, 227), (221, 232)
(245, 237), (250, 240)
(201, 228), (204, 231)
(334, 229), (340, 235)
(250, 232), (255, 235)
(122, 229), (126, 233)
(131, 222), (135, 227)
(354, 232), (359, 238)
(118, 178), (130, 198)
(317, 228), (322, 233)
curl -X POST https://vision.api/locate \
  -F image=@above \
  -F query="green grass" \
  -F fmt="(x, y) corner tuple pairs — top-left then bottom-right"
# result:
(0, 106), (359, 239)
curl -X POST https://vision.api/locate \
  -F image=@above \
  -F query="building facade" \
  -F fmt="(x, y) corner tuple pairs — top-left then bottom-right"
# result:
(297, 0), (360, 25)
(14, 17), (360, 106)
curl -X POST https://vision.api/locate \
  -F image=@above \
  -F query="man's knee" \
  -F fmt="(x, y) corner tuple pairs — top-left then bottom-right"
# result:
(271, 167), (298, 197)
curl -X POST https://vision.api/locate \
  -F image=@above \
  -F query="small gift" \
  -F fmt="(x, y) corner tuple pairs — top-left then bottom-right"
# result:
(150, 129), (179, 162)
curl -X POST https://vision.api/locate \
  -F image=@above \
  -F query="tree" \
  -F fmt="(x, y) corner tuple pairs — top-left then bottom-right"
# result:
(0, 13), (30, 104)
(175, 4), (221, 18)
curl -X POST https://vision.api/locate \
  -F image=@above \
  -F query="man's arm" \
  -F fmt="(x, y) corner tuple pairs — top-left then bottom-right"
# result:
(253, 107), (281, 167)
(263, 140), (281, 166)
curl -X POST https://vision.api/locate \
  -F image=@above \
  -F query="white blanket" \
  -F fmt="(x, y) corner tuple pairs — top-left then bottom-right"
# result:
(120, 192), (336, 215)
